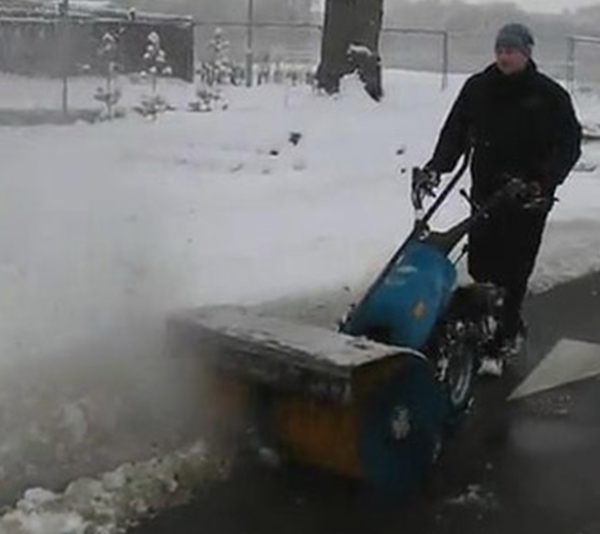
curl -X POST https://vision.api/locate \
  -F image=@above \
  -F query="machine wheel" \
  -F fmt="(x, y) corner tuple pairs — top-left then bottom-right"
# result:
(436, 319), (477, 424)
(358, 356), (446, 497)
(432, 283), (503, 426)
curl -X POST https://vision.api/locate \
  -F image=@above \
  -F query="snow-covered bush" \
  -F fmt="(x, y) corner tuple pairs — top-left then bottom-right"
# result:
(188, 85), (228, 113)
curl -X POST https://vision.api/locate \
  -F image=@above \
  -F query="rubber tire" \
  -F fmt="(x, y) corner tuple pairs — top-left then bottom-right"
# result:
(442, 327), (477, 429)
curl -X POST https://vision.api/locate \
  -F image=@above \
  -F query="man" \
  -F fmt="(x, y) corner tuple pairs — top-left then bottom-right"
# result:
(421, 23), (582, 361)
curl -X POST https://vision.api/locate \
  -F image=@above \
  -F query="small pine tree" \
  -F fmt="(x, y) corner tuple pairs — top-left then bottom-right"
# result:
(190, 28), (231, 112)
(94, 31), (122, 120)
(136, 31), (173, 119)
(257, 52), (271, 85)
(207, 27), (232, 85)
(273, 59), (284, 84)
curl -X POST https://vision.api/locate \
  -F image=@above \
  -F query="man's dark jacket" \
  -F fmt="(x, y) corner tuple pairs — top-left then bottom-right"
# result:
(426, 61), (582, 329)
(427, 61), (582, 201)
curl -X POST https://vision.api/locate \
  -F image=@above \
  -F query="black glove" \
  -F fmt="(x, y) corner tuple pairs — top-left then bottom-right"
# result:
(412, 166), (441, 199)
(520, 181), (556, 211)
(498, 176), (555, 212)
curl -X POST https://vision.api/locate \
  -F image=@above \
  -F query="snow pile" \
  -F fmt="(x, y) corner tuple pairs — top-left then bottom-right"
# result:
(0, 442), (229, 534)
(0, 352), (216, 504)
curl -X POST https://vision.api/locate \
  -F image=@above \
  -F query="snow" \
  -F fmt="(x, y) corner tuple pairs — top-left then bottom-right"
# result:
(348, 43), (375, 57)
(0, 441), (228, 534)
(0, 70), (459, 362)
(182, 305), (410, 369)
(0, 68), (599, 530)
(445, 484), (498, 509)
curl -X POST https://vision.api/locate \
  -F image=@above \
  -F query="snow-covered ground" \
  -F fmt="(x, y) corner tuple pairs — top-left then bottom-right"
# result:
(0, 69), (600, 532)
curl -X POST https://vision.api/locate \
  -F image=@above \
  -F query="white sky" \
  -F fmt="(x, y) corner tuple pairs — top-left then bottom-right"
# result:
(461, 0), (599, 13)
(310, 0), (600, 15)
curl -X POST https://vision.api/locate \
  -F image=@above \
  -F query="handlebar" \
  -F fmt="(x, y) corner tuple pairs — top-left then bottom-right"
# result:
(411, 168), (555, 225)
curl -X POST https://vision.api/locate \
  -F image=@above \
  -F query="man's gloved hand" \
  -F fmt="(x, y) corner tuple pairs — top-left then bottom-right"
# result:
(526, 181), (544, 198)
(519, 181), (556, 211)
(412, 166), (441, 199)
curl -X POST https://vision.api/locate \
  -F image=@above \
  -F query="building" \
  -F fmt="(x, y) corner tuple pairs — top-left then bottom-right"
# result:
(0, 0), (195, 80)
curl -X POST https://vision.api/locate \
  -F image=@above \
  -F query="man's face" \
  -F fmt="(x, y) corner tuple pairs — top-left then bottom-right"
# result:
(495, 46), (529, 75)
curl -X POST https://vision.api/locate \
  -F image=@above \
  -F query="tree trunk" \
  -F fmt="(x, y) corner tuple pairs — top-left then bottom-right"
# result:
(316, 0), (384, 101)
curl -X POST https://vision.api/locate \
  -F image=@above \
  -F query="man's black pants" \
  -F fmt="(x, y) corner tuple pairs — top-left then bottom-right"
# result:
(468, 205), (548, 338)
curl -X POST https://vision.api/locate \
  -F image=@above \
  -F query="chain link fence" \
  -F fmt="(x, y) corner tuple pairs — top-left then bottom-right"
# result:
(193, 22), (450, 89)
(195, 21), (599, 95)
(565, 35), (600, 92)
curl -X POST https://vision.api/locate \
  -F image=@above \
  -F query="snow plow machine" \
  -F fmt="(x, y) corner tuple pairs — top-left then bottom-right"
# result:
(168, 155), (527, 497)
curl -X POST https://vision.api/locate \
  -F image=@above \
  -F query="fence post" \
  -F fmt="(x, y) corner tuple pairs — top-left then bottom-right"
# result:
(441, 30), (449, 91)
(60, 0), (70, 116)
(566, 36), (575, 94)
(245, 0), (254, 87)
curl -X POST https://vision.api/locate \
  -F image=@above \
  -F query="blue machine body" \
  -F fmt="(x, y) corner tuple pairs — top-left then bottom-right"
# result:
(342, 240), (457, 350)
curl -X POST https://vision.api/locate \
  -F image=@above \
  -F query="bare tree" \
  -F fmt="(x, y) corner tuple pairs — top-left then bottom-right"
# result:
(316, 0), (384, 101)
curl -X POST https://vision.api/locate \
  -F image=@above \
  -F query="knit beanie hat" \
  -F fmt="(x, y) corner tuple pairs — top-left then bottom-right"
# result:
(495, 23), (535, 56)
